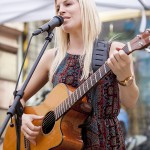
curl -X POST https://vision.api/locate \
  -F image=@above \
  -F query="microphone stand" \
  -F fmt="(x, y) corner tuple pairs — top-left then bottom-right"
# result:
(0, 31), (54, 150)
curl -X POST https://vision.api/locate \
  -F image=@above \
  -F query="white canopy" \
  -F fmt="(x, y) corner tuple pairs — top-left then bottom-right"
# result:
(0, 0), (150, 24)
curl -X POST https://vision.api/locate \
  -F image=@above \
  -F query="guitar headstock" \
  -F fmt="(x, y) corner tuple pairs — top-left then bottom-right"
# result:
(127, 28), (150, 54)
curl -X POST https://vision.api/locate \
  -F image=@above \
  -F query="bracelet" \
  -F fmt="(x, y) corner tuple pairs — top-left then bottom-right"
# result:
(117, 75), (134, 86)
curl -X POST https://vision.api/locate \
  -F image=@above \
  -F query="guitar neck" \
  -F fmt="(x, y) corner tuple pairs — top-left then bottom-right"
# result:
(54, 63), (111, 120)
(54, 44), (131, 120)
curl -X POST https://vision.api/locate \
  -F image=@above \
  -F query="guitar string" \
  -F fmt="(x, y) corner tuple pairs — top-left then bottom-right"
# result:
(40, 66), (108, 130)
(42, 62), (122, 131)
(39, 59), (114, 129)
(44, 61), (118, 129)
(24, 66), (108, 147)
(41, 66), (108, 129)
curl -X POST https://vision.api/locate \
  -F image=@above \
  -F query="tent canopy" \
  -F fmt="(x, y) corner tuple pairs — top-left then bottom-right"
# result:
(0, 0), (150, 24)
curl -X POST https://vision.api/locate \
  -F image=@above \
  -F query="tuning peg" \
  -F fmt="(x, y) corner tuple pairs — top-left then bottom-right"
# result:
(137, 35), (142, 39)
(146, 29), (150, 33)
(139, 42), (144, 47)
(145, 47), (150, 53)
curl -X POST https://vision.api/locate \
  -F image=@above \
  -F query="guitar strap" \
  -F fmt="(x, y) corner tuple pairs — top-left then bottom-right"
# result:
(92, 39), (111, 72)
(91, 39), (111, 108)
(81, 40), (111, 144)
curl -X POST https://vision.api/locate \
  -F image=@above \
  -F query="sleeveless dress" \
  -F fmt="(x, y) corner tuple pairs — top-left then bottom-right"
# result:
(52, 53), (125, 150)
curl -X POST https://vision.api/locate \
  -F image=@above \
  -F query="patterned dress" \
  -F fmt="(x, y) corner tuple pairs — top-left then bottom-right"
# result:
(52, 53), (125, 150)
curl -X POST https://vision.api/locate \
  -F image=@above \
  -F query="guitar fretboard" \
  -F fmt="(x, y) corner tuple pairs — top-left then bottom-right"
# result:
(54, 63), (110, 120)
(54, 44), (129, 120)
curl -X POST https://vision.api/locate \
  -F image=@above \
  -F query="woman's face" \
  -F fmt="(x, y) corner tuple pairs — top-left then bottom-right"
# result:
(55, 0), (82, 33)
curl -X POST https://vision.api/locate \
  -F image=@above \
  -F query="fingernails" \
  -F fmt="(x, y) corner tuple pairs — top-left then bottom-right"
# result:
(116, 47), (121, 51)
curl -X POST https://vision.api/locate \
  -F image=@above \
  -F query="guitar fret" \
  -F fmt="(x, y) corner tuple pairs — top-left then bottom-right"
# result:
(86, 80), (89, 90)
(99, 68), (102, 78)
(67, 98), (71, 109)
(60, 103), (63, 116)
(78, 86), (81, 97)
(62, 101), (66, 114)
(60, 102), (63, 116)
(58, 105), (61, 117)
(58, 105), (61, 118)
(76, 90), (79, 100)
(86, 81), (89, 91)
(57, 107), (60, 119)
(75, 91), (78, 101)
(72, 93), (76, 103)
(55, 107), (59, 118)
(127, 43), (131, 53)
(81, 85), (84, 96)
(70, 94), (74, 105)
(65, 99), (68, 110)
(54, 108), (58, 119)
(73, 90), (77, 102)
(92, 76), (96, 85)
(104, 64), (107, 73)
(90, 76), (93, 87)
(86, 80), (88, 90)
(63, 102), (67, 115)
(82, 84), (85, 93)
(94, 73), (97, 82)
(55, 106), (58, 119)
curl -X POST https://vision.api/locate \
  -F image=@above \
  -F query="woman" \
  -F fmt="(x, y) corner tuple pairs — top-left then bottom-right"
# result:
(21, 0), (139, 149)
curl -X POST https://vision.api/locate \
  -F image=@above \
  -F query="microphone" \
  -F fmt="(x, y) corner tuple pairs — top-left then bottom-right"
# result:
(32, 16), (64, 36)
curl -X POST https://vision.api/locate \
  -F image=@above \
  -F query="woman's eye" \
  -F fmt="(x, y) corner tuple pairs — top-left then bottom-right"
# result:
(65, 3), (71, 6)
(56, 7), (60, 12)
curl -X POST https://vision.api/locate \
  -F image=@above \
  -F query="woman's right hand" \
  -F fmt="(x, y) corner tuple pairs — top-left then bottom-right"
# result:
(21, 113), (44, 145)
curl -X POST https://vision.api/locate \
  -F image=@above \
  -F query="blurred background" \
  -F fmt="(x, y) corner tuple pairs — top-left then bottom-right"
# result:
(0, 0), (150, 149)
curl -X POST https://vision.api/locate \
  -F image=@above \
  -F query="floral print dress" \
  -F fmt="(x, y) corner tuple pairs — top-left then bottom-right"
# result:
(52, 53), (125, 150)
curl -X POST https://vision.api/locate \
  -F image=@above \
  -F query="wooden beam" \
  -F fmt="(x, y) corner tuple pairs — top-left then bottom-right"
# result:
(3, 23), (24, 33)
(99, 9), (150, 22)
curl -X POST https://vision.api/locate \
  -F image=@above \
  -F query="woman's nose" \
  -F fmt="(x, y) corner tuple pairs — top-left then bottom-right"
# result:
(58, 6), (66, 15)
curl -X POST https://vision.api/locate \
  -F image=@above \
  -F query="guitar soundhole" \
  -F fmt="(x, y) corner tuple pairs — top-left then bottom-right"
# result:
(42, 111), (55, 134)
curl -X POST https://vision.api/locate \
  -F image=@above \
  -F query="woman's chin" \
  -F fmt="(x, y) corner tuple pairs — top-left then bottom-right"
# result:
(62, 26), (72, 33)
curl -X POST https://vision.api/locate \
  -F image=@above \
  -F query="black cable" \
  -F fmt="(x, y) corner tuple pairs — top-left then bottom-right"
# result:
(13, 34), (34, 98)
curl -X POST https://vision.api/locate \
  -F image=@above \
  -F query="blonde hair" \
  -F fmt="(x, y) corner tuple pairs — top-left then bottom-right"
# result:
(50, 0), (101, 83)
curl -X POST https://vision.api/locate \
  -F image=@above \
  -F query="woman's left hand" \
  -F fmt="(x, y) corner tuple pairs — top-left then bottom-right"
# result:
(107, 46), (133, 81)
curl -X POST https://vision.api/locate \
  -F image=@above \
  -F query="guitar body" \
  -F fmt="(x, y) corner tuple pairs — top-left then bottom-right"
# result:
(3, 83), (90, 150)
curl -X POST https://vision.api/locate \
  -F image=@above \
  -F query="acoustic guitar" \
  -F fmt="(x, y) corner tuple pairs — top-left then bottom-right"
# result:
(3, 29), (150, 150)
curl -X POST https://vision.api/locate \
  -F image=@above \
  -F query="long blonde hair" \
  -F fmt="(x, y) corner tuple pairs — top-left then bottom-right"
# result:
(50, 0), (101, 83)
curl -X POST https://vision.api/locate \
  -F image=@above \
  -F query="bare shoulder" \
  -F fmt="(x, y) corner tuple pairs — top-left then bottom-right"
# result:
(40, 48), (57, 69)
(43, 48), (57, 60)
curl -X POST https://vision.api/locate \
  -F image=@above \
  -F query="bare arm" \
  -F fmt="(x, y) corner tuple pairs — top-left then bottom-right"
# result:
(107, 42), (139, 108)
(20, 49), (56, 104)
(20, 49), (56, 145)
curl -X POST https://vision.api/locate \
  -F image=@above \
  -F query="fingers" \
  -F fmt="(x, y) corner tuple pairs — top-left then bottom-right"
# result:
(23, 124), (41, 137)
(23, 128), (40, 145)
(107, 49), (132, 79)
(31, 114), (44, 120)
(21, 114), (44, 145)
